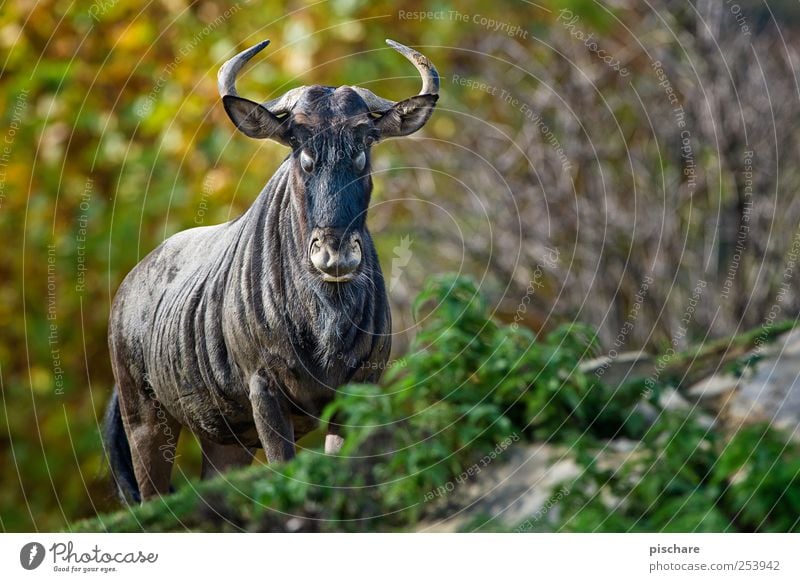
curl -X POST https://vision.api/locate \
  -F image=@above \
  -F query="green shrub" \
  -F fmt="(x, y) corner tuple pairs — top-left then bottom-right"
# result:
(551, 417), (800, 533)
(73, 275), (800, 532)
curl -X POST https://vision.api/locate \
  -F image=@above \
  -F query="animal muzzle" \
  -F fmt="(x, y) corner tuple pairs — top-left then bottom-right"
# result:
(309, 228), (363, 283)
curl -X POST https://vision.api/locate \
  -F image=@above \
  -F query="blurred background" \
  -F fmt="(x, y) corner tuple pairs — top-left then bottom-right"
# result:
(2, 0), (800, 530)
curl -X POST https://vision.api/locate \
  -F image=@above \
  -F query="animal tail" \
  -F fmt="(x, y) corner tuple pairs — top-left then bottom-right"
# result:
(103, 387), (141, 504)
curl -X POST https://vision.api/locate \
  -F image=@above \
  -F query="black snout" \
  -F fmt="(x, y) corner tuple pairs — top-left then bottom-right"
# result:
(309, 228), (362, 282)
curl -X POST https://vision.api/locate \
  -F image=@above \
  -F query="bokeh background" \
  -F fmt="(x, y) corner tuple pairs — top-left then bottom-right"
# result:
(2, 0), (800, 531)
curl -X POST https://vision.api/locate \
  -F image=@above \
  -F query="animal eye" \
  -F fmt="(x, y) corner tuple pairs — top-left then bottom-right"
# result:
(353, 150), (366, 172)
(300, 150), (315, 173)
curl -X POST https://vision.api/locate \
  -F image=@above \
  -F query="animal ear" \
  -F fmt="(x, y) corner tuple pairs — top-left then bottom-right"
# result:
(222, 95), (290, 143)
(374, 94), (439, 138)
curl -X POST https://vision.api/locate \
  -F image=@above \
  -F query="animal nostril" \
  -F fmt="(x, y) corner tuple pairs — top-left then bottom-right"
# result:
(309, 234), (362, 280)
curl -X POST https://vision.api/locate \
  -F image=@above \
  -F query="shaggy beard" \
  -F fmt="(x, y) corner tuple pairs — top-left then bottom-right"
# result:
(294, 262), (381, 370)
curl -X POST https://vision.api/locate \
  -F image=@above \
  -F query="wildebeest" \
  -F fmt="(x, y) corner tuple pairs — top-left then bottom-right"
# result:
(104, 39), (439, 503)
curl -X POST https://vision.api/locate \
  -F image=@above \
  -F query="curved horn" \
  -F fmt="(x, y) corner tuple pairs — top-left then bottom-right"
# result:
(218, 39), (270, 99)
(386, 39), (439, 96)
(218, 40), (304, 115)
(352, 40), (440, 112)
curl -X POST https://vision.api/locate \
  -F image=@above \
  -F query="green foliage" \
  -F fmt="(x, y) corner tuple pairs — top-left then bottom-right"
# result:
(716, 425), (800, 532)
(72, 274), (613, 531)
(552, 416), (800, 533)
(71, 275), (800, 532)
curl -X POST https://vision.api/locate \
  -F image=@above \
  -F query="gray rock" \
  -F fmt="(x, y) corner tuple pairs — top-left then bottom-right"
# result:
(687, 374), (741, 401)
(580, 351), (655, 387)
(417, 444), (579, 532)
(659, 387), (692, 411)
(751, 328), (800, 360)
(689, 328), (800, 434)
(638, 388), (717, 430)
(732, 348), (800, 433)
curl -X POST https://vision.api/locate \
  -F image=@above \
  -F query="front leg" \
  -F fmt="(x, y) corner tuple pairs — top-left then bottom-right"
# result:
(248, 372), (295, 463)
(324, 362), (387, 455)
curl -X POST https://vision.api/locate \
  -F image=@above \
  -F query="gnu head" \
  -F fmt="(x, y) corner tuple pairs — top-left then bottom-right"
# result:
(218, 39), (439, 283)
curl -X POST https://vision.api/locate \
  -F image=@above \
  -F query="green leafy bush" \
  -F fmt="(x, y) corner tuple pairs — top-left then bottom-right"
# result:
(72, 275), (800, 532)
(72, 275), (616, 531)
(551, 417), (800, 533)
